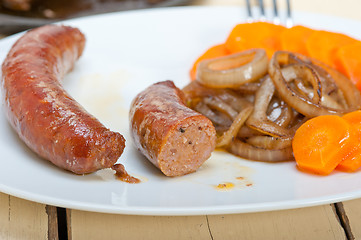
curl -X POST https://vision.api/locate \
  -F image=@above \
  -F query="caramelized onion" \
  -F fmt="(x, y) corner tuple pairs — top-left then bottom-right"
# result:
(183, 81), (253, 109)
(196, 49), (268, 88)
(281, 64), (322, 105)
(293, 79), (344, 109)
(216, 106), (253, 148)
(269, 51), (356, 117)
(246, 76), (294, 138)
(307, 57), (361, 111)
(273, 102), (293, 127)
(194, 101), (232, 127)
(228, 140), (293, 162)
(203, 96), (238, 120)
(237, 125), (264, 138)
(216, 92), (253, 112)
(246, 136), (292, 150)
(236, 81), (261, 94)
(183, 49), (361, 163)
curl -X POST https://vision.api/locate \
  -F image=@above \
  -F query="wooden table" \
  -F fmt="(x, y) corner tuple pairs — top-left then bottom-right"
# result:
(2, 0), (361, 239)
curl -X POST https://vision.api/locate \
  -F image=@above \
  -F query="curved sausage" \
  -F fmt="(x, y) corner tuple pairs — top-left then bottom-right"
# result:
(1, 25), (126, 174)
(129, 80), (216, 177)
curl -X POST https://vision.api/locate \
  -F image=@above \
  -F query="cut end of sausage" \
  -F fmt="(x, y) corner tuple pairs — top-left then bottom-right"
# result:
(158, 116), (216, 177)
(97, 132), (126, 169)
(68, 131), (126, 175)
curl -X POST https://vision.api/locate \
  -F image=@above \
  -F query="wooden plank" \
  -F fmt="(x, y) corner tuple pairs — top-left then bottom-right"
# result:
(207, 205), (347, 240)
(69, 210), (211, 240)
(340, 198), (361, 239)
(67, 209), (72, 240)
(69, 204), (346, 240)
(46, 206), (59, 240)
(0, 192), (49, 240)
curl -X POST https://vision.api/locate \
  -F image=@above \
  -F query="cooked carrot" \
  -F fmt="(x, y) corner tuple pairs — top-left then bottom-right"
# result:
(189, 44), (230, 81)
(305, 30), (357, 69)
(334, 42), (361, 90)
(225, 22), (286, 58)
(280, 25), (314, 55)
(292, 115), (352, 175)
(336, 111), (361, 172)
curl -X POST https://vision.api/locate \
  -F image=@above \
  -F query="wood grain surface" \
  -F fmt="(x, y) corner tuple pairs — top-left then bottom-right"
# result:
(0, 192), (49, 240)
(68, 204), (347, 240)
(341, 199), (361, 239)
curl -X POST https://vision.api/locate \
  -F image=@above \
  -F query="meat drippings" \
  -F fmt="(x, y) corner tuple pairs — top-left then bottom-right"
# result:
(112, 164), (141, 184)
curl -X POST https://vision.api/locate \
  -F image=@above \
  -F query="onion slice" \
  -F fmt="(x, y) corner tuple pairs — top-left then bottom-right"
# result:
(228, 139), (293, 162)
(269, 51), (356, 117)
(236, 81), (261, 94)
(194, 101), (232, 127)
(246, 136), (292, 150)
(273, 102), (293, 127)
(307, 57), (361, 111)
(281, 64), (322, 105)
(216, 106), (253, 148)
(203, 96), (239, 120)
(246, 76), (294, 138)
(237, 125), (264, 138)
(196, 49), (268, 88)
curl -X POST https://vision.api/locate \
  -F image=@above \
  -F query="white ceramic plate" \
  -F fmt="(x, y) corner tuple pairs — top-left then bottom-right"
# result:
(1, 6), (361, 216)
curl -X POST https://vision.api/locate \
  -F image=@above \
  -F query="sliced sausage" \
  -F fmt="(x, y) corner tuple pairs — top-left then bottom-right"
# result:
(129, 80), (216, 177)
(1, 25), (126, 174)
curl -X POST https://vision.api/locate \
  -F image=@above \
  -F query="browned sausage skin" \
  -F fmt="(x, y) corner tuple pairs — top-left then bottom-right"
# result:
(129, 80), (216, 177)
(1, 25), (126, 174)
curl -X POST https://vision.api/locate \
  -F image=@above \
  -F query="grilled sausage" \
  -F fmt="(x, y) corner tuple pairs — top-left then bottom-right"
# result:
(129, 80), (216, 177)
(1, 25), (126, 174)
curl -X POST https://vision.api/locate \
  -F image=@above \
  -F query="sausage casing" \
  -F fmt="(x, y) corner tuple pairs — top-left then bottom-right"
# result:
(1, 25), (126, 174)
(129, 80), (216, 177)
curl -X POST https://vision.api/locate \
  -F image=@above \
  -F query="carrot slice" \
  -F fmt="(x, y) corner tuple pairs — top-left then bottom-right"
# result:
(280, 25), (314, 55)
(334, 42), (361, 90)
(305, 30), (357, 68)
(225, 22), (286, 58)
(337, 111), (361, 172)
(292, 115), (352, 175)
(189, 44), (230, 81)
